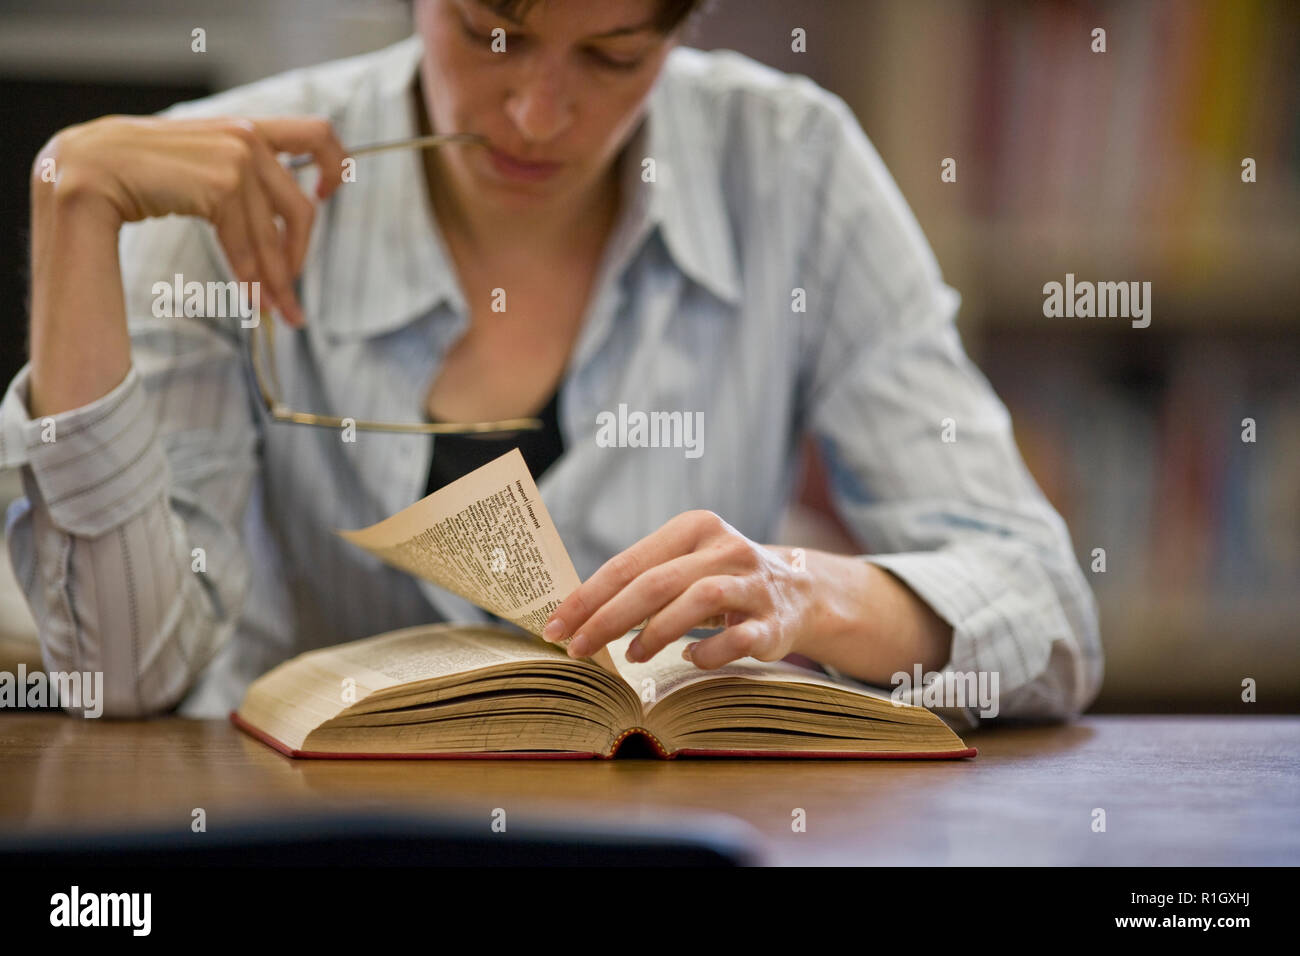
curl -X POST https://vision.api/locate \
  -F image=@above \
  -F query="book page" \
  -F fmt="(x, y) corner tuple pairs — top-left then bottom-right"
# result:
(236, 623), (626, 754)
(337, 448), (616, 672)
(328, 623), (576, 686)
(605, 632), (898, 708)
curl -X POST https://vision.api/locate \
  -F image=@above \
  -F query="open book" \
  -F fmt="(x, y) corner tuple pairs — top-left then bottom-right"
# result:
(232, 449), (975, 759)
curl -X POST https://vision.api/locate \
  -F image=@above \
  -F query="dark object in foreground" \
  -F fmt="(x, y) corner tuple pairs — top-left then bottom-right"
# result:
(0, 808), (767, 866)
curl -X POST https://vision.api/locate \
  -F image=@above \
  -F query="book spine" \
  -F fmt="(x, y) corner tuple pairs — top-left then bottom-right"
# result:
(603, 726), (673, 759)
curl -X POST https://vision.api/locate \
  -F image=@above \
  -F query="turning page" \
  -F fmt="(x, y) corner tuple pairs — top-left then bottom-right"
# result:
(337, 448), (617, 672)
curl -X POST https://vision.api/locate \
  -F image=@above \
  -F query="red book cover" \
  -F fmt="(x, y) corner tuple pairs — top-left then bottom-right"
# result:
(230, 710), (978, 760)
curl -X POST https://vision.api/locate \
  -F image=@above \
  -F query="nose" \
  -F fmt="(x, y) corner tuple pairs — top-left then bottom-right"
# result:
(504, 63), (573, 144)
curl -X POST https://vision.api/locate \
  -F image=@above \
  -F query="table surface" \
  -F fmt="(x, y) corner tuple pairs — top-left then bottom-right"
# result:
(2, 713), (1296, 865)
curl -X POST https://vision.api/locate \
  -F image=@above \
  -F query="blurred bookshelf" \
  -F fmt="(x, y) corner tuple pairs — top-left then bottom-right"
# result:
(980, 328), (1299, 711)
(809, 0), (1300, 711)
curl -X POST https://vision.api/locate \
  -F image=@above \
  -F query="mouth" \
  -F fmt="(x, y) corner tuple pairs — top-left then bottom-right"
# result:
(484, 145), (564, 183)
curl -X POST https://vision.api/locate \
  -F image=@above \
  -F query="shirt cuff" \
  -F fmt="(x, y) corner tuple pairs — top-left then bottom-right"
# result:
(863, 549), (1021, 727)
(0, 363), (169, 537)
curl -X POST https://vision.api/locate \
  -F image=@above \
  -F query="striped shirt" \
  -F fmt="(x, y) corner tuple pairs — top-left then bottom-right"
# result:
(0, 35), (1102, 723)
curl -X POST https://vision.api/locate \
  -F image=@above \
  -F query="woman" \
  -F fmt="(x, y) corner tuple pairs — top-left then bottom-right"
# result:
(1, 0), (1101, 720)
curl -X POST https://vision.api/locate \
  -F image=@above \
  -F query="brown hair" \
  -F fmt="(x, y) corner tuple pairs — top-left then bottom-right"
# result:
(474, 0), (704, 34)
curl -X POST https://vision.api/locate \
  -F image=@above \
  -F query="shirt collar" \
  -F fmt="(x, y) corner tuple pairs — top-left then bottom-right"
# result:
(313, 36), (739, 343)
(630, 56), (742, 307)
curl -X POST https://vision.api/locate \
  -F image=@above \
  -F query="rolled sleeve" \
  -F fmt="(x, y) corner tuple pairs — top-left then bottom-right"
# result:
(865, 542), (1100, 716)
(810, 290), (1104, 724)
(1, 211), (262, 717)
(1, 364), (169, 538)
(798, 95), (1103, 724)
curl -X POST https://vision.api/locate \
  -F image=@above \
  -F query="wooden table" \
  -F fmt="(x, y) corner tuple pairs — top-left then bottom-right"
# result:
(2, 714), (1296, 865)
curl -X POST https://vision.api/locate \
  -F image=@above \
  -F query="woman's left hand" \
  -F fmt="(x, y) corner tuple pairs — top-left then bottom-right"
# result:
(542, 510), (826, 668)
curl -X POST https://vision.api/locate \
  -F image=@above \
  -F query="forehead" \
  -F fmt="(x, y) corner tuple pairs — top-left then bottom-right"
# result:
(467, 0), (664, 36)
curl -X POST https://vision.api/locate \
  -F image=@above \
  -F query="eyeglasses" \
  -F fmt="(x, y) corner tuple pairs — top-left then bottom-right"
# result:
(249, 316), (543, 436)
(248, 132), (544, 437)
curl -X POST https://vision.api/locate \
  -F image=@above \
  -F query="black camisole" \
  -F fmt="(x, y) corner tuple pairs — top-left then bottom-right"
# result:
(423, 387), (565, 498)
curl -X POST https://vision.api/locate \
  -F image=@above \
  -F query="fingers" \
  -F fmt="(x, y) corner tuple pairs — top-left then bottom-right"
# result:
(625, 574), (756, 663)
(239, 169), (302, 327)
(253, 115), (349, 200)
(52, 114), (343, 330)
(685, 620), (781, 670)
(547, 510), (729, 648)
(211, 120), (318, 327)
(563, 550), (720, 659)
(216, 123), (300, 328)
(212, 190), (263, 316)
(252, 137), (315, 278)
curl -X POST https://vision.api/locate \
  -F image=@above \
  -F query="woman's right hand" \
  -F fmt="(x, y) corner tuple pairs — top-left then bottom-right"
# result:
(27, 115), (348, 417)
(32, 114), (349, 328)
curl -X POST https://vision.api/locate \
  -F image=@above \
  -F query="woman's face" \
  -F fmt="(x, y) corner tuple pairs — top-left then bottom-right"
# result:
(415, 0), (679, 212)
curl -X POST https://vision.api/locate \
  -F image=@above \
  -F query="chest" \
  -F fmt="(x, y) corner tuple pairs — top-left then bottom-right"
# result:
(424, 257), (603, 423)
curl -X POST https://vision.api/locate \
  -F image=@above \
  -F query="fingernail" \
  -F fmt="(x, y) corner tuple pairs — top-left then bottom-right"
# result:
(567, 634), (587, 658)
(625, 638), (643, 663)
(542, 619), (565, 643)
(682, 643), (694, 662)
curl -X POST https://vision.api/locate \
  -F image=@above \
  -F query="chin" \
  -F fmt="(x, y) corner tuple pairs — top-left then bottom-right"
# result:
(476, 162), (574, 205)
(482, 181), (567, 212)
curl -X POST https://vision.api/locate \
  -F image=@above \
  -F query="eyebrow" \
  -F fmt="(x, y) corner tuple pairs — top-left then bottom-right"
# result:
(588, 20), (658, 38)
(469, 1), (657, 38)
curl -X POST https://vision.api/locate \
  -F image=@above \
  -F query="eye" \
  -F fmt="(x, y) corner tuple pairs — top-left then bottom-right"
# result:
(586, 48), (644, 72)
